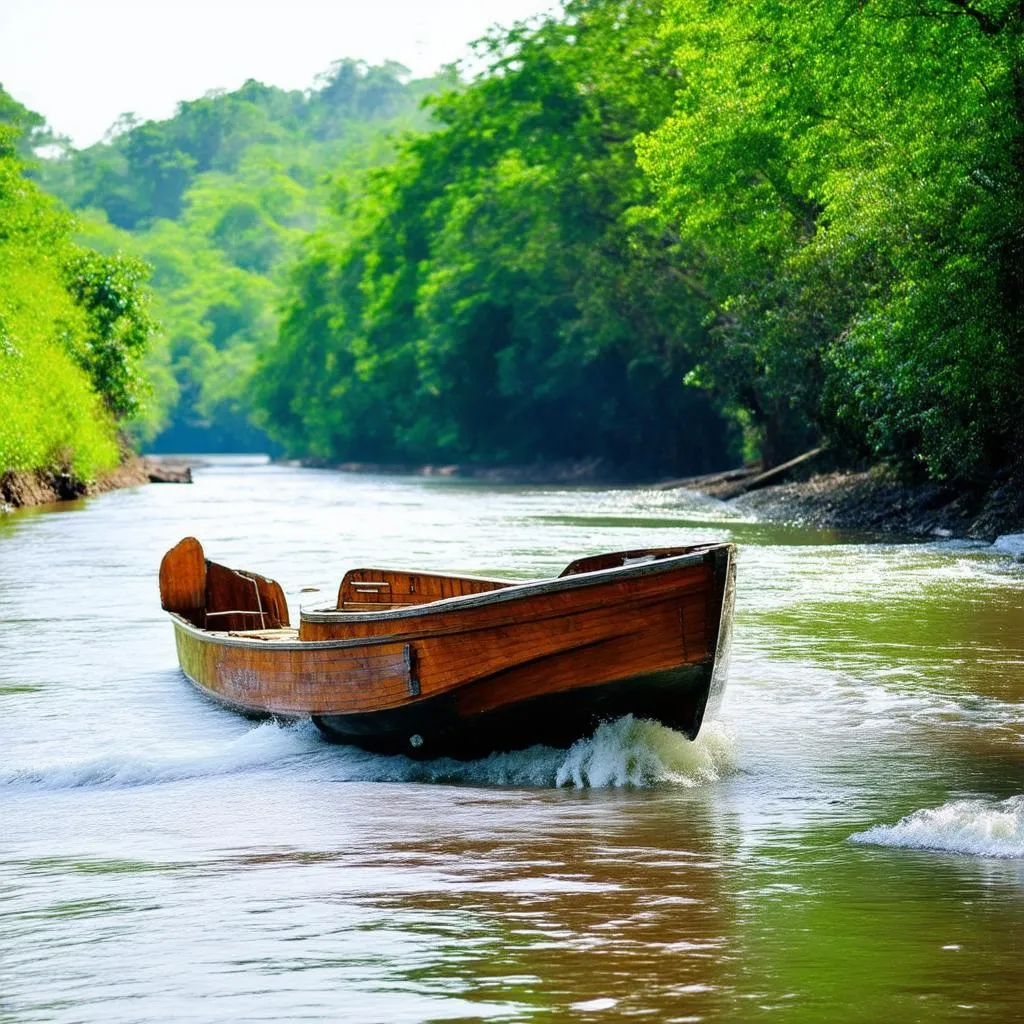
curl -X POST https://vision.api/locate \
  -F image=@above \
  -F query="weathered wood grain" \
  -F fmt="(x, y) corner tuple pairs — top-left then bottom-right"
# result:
(337, 569), (510, 610)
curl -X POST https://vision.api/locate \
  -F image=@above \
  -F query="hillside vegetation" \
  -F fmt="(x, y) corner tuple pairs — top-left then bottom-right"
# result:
(9, 0), (1022, 487)
(42, 61), (452, 451)
(0, 92), (153, 482)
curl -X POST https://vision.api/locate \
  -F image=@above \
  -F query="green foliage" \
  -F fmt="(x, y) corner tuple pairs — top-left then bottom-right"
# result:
(0, 84), (60, 159)
(0, 122), (153, 479)
(46, 60), (441, 232)
(60, 248), (154, 418)
(19, 2), (1021, 483)
(45, 61), (451, 451)
(637, 0), (1024, 479)
(257, 2), (735, 475)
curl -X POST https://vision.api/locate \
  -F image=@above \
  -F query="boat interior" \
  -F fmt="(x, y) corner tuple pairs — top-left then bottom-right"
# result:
(159, 537), (709, 640)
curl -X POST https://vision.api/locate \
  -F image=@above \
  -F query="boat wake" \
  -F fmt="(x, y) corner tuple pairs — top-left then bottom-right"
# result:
(850, 795), (1024, 858)
(1, 715), (737, 792)
(0, 723), (325, 792)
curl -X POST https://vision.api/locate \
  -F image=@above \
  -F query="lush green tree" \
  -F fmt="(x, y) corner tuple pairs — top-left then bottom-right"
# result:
(60, 247), (155, 418)
(46, 62), (449, 451)
(0, 84), (62, 158)
(638, 0), (1024, 478)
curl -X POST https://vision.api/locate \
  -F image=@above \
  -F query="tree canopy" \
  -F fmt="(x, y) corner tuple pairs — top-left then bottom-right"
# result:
(258, 0), (1023, 482)
(637, 0), (1024, 480)
(10, 0), (1022, 485)
(257, 3), (734, 475)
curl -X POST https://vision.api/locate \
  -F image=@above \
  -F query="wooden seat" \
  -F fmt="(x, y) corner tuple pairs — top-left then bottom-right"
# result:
(159, 536), (289, 630)
(159, 537), (207, 627)
(336, 568), (510, 610)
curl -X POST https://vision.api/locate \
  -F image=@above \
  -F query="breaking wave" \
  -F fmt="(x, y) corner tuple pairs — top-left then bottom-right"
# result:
(1, 715), (737, 792)
(850, 795), (1024, 858)
(399, 716), (738, 789)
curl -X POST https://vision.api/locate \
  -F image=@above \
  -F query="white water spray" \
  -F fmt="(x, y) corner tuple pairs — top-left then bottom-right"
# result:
(850, 795), (1024, 858)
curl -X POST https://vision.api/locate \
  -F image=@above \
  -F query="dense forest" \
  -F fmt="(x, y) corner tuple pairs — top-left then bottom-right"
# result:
(0, 91), (153, 481)
(260, 5), (738, 475)
(259, 0), (1024, 481)
(4, 0), (1022, 485)
(39, 61), (451, 451)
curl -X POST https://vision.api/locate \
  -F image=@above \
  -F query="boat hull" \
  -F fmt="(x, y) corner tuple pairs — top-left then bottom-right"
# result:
(311, 661), (713, 758)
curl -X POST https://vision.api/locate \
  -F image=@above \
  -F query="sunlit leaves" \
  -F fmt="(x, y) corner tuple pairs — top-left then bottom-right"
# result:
(0, 123), (151, 477)
(49, 63), (449, 450)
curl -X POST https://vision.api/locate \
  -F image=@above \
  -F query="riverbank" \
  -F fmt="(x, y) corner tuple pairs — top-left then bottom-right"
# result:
(10, 448), (1022, 542)
(707, 467), (1024, 542)
(0, 455), (192, 512)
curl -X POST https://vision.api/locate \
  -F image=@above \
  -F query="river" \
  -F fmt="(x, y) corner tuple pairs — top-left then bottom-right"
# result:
(1, 457), (1022, 1022)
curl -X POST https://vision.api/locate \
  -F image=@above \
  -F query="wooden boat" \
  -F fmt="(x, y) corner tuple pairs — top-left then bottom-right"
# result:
(159, 537), (735, 759)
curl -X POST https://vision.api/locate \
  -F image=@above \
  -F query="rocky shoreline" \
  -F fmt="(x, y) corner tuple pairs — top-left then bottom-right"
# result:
(1, 456), (192, 513)
(701, 467), (1024, 543)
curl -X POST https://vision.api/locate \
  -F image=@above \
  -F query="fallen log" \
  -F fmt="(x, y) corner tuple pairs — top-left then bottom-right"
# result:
(716, 447), (826, 501)
(145, 459), (193, 484)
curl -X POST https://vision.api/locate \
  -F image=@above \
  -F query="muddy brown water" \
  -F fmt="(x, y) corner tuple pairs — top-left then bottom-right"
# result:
(1, 456), (1022, 1022)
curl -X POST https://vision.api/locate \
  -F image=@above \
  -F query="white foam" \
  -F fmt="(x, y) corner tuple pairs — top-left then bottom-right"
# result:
(571, 998), (618, 1011)
(2, 716), (737, 792)
(554, 716), (736, 788)
(993, 533), (1024, 558)
(302, 716), (737, 789)
(850, 796), (1024, 858)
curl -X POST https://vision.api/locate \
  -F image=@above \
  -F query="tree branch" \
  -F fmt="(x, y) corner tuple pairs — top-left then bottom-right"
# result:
(939, 0), (1006, 35)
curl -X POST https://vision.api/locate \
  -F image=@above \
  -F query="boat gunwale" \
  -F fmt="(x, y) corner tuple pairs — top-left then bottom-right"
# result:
(302, 545), (722, 623)
(168, 545), (727, 651)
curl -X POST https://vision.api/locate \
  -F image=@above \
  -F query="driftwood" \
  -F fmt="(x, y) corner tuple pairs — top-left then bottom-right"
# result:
(654, 447), (827, 499)
(715, 447), (826, 500)
(145, 460), (193, 484)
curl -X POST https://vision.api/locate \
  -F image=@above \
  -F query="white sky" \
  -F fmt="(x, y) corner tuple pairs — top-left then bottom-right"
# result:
(0, 0), (557, 147)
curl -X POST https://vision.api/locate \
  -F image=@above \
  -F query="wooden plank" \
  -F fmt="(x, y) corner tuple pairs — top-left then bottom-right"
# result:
(303, 558), (712, 644)
(337, 569), (510, 609)
(559, 546), (702, 577)
(176, 627), (414, 715)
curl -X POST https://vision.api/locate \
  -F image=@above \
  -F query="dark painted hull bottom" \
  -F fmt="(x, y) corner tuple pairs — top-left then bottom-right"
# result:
(312, 661), (714, 760)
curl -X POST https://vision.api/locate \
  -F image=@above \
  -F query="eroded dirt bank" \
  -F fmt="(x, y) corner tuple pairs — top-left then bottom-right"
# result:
(1, 457), (191, 512)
